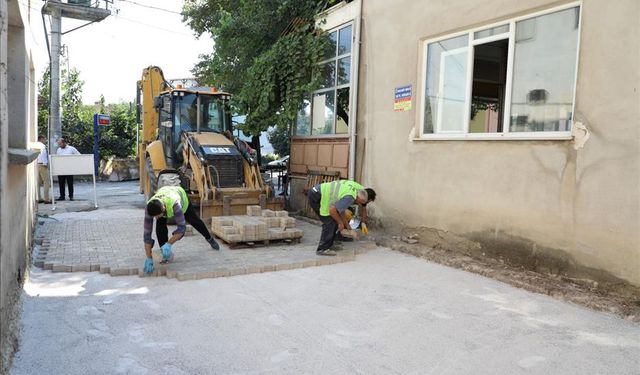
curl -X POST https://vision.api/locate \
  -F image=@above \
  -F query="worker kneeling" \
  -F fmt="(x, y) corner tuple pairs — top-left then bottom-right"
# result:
(308, 180), (376, 256)
(143, 186), (220, 274)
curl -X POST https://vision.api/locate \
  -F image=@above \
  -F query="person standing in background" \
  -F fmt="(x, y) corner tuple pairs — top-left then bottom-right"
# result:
(56, 137), (80, 201)
(34, 135), (51, 204)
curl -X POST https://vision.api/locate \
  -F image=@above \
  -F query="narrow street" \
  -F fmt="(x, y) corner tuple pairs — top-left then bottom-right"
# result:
(10, 182), (640, 374)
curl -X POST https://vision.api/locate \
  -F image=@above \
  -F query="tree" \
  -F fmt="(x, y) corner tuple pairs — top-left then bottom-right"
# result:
(37, 67), (137, 158)
(182, 0), (348, 147)
(267, 125), (290, 157)
(37, 69), (50, 138)
(99, 103), (137, 158)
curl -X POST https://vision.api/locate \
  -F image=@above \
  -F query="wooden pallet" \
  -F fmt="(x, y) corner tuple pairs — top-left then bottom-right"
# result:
(222, 237), (302, 249)
(303, 169), (341, 194)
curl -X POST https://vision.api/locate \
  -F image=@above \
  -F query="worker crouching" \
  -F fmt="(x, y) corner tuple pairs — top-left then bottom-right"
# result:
(307, 180), (376, 256)
(143, 186), (220, 274)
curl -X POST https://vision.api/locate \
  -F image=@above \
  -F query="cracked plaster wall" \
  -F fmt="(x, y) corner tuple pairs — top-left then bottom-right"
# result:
(355, 0), (640, 285)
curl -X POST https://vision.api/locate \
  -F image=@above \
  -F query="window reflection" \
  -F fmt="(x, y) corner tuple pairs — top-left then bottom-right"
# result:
(338, 25), (352, 55)
(509, 7), (579, 132)
(312, 91), (335, 135)
(336, 88), (350, 134)
(296, 97), (311, 136)
(324, 31), (337, 60)
(337, 57), (350, 85)
(424, 34), (469, 133)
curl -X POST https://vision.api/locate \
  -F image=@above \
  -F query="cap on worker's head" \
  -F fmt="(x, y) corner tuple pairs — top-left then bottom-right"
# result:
(146, 199), (163, 216)
(357, 189), (368, 202)
(365, 188), (376, 202)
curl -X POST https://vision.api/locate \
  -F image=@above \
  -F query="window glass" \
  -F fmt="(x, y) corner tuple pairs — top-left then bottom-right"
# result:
(296, 24), (353, 136)
(474, 24), (509, 39)
(337, 57), (351, 85)
(312, 91), (335, 135)
(338, 25), (352, 55)
(324, 31), (338, 60)
(175, 94), (224, 133)
(336, 88), (350, 134)
(424, 34), (469, 133)
(319, 61), (336, 88)
(296, 97), (311, 136)
(509, 7), (579, 132)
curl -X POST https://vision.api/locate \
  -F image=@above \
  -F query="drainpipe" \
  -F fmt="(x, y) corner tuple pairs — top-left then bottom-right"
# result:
(348, 0), (362, 181)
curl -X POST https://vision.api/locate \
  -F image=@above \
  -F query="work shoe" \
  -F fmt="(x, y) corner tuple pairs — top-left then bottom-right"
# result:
(56, 197), (65, 201)
(316, 249), (337, 256)
(207, 237), (220, 250)
(335, 234), (353, 242)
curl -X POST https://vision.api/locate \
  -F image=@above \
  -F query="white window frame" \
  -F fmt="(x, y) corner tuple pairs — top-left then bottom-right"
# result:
(417, 2), (582, 141)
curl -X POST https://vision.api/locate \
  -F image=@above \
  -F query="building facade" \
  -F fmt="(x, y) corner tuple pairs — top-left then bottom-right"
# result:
(1, 0), (41, 371)
(291, 0), (639, 286)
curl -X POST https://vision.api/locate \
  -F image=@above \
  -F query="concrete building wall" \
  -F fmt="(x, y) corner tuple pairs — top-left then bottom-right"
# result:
(1, 0), (40, 371)
(357, 0), (640, 285)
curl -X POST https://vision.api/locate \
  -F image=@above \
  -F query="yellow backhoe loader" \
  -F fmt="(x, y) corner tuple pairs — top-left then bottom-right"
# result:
(137, 66), (283, 220)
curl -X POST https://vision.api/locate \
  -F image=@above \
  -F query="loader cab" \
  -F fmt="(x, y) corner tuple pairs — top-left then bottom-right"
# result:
(155, 89), (232, 167)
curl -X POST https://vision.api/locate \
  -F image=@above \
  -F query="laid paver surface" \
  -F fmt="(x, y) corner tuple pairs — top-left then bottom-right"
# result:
(35, 205), (371, 281)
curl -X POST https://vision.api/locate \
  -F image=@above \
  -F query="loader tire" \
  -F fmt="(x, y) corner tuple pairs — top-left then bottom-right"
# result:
(145, 156), (157, 198)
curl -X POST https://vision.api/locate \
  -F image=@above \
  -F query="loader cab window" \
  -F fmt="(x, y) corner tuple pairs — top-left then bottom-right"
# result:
(174, 93), (225, 133)
(158, 95), (175, 161)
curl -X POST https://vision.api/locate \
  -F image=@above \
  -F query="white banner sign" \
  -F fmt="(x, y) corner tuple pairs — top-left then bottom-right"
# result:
(49, 154), (98, 209)
(50, 154), (95, 176)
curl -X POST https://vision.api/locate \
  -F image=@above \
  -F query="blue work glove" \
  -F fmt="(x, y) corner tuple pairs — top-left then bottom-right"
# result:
(143, 258), (154, 274)
(161, 243), (173, 261)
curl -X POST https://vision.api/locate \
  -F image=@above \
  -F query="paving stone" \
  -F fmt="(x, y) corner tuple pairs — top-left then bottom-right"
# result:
(52, 264), (71, 273)
(110, 268), (130, 276)
(36, 212), (373, 281)
(177, 273), (196, 281)
(261, 265), (276, 273)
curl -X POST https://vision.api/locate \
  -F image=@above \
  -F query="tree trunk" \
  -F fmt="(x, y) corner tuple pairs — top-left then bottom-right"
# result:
(251, 134), (262, 166)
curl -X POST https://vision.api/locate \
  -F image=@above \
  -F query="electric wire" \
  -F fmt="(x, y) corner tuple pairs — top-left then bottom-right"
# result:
(117, 0), (184, 15)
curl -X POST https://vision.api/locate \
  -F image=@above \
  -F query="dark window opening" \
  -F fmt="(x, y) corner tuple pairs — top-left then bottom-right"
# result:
(469, 39), (508, 133)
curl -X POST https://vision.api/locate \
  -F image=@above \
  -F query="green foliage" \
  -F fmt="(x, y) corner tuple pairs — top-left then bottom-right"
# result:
(37, 67), (137, 158)
(262, 153), (279, 163)
(267, 125), (290, 157)
(182, 0), (345, 136)
(98, 103), (138, 157)
(37, 69), (50, 138)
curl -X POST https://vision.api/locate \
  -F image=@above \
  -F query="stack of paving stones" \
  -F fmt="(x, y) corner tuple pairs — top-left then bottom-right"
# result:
(32, 210), (374, 280)
(211, 206), (304, 246)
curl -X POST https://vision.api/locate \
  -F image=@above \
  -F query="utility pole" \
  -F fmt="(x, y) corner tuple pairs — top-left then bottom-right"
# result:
(42, 0), (111, 153)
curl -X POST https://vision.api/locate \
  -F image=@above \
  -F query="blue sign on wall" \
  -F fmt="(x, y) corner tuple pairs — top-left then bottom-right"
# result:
(394, 85), (412, 111)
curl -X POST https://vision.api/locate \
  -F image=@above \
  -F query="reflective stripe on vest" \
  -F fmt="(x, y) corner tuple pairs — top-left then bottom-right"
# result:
(319, 180), (364, 216)
(149, 186), (189, 218)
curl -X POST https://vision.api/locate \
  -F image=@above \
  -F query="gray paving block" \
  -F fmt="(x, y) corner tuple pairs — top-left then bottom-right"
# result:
(166, 270), (178, 278)
(302, 260), (318, 268)
(110, 268), (130, 276)
(72, 264), (90, 272)
(52, 264), (72, 272)
(227, 268), (246, 277)
(261, 265), (276, 273)
(177, 273), (196, 281)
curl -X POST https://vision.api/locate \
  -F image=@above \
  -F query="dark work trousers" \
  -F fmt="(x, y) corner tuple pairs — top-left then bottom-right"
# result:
(308, 188), (337, 251)
(155, 204), (212, 246)
(58, 175), (74, 199)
